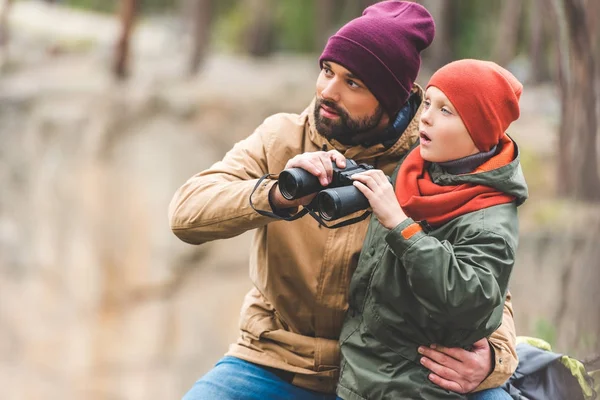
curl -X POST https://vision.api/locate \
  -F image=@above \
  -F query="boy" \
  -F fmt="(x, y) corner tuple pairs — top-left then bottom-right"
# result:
(338, 59), (528, 399)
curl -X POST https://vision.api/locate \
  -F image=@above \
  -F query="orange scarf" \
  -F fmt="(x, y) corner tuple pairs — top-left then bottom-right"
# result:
(395, 135), (516, 227)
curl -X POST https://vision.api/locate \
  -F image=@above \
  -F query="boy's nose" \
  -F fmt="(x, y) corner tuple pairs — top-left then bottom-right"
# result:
(420, 109), (432, 125)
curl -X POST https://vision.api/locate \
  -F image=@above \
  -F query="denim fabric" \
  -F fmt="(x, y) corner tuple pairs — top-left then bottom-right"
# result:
(468, 387), (513, 400)
(182, 355), (510, 400)
(182, 356), (341, 400)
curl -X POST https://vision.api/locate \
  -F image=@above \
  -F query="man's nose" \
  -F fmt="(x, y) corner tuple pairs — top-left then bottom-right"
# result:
(321, 79), (341, 102)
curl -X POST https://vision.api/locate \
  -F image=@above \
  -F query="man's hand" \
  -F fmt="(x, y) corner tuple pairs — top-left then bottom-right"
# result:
(270, 150), (346, 209)
(418, 338), (493, 394)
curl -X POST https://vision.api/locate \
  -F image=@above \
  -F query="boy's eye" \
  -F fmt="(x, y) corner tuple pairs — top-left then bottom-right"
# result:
(441, 107), (452, 115)
(423, 99), (431, 108)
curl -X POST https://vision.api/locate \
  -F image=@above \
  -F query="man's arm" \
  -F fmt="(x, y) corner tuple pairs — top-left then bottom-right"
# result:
(474, 291), (518, 391)
(169, 118), (279, 245)
(418, 292), (518, 393)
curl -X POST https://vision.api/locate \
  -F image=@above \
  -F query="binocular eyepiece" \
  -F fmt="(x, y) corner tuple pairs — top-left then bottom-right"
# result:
(278, 159), (373, 221)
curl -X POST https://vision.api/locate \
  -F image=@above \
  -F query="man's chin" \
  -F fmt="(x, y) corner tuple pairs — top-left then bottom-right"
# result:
(315, 121), (336, 137)
(320, 130), (356, 145)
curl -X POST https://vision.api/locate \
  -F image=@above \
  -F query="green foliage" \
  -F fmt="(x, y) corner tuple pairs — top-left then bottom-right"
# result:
(213, 0), (318, 53)
(55, 37), (98, 53)
(275, 0), (316, 53)
(59, 0), (175, 15)
(533, 318), (557, 348)
(451, 0), (500, 59)
(61, 0), (117, 14)
(574, 333), (598, 358)
(43, 0), (547, 62)
(519, 147), (553, 195)
(530, 200), (569, 227)
(212, 2), (247, 52)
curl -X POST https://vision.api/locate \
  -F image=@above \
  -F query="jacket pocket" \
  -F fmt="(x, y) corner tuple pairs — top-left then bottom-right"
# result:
(239, 290), (285, 340)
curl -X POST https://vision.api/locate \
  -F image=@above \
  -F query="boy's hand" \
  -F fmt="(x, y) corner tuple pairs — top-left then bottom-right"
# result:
(418, 338), (493, 394)
(351, 170), (407, 230)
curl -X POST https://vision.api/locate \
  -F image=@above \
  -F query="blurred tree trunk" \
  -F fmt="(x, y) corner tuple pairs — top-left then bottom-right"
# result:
(359, 0), (377, 9)
(492, 0), (523, 65)
(419, 0), (454, 71)
(114, 0), (137, 79)
(551, 0), (600, 200)
(0, 0), (12, 68)
(315, 0), (336, 51)
(529, 0), (552, 83)
(243, 0), (275, 57)
(315, 0), (379, 52)
(187, 0), (212, 75)
(588, 0), (600, 121)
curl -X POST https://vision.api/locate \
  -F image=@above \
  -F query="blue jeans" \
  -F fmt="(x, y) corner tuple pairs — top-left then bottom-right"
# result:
(182, 356), (511, 400)
(468, 388), (512, 400)
(182, 356), (340, 400)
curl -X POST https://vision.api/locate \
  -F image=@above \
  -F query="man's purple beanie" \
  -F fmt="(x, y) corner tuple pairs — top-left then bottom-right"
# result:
(319, 1), (435, 117)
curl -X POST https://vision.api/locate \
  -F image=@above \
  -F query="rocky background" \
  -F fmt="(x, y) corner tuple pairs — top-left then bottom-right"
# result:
(0, 2), (598, 400)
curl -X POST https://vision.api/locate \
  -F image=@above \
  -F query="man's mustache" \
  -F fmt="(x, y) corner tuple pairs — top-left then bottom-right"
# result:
(317, 98), (347, 118)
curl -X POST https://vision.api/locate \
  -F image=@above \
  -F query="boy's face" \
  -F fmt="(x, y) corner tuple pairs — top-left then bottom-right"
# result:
(314, 61), (390, 145)
(419, 86), (479, 163)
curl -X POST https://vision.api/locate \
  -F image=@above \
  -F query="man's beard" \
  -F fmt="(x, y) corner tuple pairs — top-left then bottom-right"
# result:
(313, 98), (386, 145)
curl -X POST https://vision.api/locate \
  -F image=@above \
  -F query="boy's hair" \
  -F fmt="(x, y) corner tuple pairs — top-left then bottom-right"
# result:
(427, 59), (523, 152)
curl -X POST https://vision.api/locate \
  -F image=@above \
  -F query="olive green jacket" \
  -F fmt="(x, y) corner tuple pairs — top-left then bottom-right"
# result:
(338, 140), (528, 399)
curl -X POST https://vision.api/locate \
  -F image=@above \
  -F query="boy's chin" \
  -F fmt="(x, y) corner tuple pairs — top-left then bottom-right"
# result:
(419, 146), (457, 163)
(419, 146), (437, 162)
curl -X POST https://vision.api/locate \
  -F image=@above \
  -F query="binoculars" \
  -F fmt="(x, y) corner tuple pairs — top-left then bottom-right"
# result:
(278, 159), (373, 221)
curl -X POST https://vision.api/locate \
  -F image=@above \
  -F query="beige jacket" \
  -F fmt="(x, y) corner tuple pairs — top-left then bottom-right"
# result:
(169, 90), (518, 394)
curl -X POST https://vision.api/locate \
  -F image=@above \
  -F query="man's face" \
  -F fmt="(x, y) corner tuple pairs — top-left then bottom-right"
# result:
(314, 61), (389, 145)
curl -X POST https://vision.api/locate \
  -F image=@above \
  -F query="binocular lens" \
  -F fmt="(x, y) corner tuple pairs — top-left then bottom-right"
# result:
(277, 160), (375, 222)
(318, 186), (370, 221)
(318, 191), (340, 221)
(279, 168), (322, 200)
(279, 171), (299, 200)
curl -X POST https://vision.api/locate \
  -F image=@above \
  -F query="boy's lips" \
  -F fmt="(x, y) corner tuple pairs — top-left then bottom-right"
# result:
(419, 131), (432, 144)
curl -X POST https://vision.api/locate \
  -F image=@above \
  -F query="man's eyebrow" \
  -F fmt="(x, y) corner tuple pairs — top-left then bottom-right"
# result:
(345, 72), (363, 82)
(322, 62), (364, 83)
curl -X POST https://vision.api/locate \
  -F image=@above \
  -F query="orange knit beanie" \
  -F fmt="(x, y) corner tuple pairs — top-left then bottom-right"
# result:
(427, 59), (523, 152)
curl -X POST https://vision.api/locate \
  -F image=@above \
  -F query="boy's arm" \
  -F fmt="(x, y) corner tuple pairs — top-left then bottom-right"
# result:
(385, 218), (514, 327)
(169, 118), (280, 245)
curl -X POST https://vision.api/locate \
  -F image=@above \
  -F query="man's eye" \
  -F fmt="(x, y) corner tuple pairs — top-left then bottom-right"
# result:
(348, 80), (359, 88)
(323, 68), (333, 76)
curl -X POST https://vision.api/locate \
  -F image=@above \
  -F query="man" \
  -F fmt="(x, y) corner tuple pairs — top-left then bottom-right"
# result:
(169, 2), (517, 399)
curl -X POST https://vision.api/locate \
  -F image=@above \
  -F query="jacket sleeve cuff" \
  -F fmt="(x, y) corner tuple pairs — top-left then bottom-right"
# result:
(472, 339), (517, 392)
(473, 291), (518, 392)
(385, 218), (427, 258)
(249, 178), (293, 220)
(267, 182), (299, 217)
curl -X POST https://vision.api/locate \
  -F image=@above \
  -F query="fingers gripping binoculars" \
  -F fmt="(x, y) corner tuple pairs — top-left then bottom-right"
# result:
(278, 159), (373, 221)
